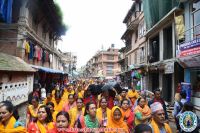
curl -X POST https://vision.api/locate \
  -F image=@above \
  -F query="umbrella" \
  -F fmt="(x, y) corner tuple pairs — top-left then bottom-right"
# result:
(87, 84), (102, 96)
(101, 82), (123, 95)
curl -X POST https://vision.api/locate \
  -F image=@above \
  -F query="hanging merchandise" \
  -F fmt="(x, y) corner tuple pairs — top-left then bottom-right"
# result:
(40, 48), (43, 61)
(131, 71), (135, 78)
(46, 52), (49, 62)
(37, 47), (41, 61)
(135, 72), (142, 79)
(34, 45), (38, 58)
(28, 41), (34, 60)
(24, 40), (30, 54)
(42, 49), (46, 62)
(136, 81), (141, 91)
(49, 54), (53, 63)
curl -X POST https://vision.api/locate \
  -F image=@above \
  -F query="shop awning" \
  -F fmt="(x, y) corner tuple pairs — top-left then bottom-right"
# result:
(177, 54), (200, 68)
(0, 53), (35, 72)
(31, 65), (66, 74)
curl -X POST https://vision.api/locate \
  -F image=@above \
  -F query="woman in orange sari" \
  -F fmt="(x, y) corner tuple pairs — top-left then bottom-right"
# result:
(121, 99), (134, 132)
(0, 101), (26, 133)
(134, 97), (151, 126)
(96, 97), (111, 127)
(106, 106), (129, 133)
(28, 105), (54, 133)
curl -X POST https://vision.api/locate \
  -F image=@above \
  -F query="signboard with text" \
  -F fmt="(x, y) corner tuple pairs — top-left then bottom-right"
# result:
(177, 38), (200, 57)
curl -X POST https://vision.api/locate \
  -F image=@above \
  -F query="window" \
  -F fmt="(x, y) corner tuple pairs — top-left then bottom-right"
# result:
(138, 21), (146, 38)
(134, 51), (137, 64)
(106, 70), (114, 76)
(128, 54), (132, 65)
(192, 0), (200, 38)
(107, 63), (114, 70)
(190, 69), (200, 97)
(107, 55), (114, 60)
(140, 47), (145, 62)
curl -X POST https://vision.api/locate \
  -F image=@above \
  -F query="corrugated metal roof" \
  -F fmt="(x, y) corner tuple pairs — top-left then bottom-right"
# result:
(0, 53), (36, 72)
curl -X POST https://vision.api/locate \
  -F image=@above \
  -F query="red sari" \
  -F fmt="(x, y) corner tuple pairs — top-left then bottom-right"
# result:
(122, 108), (135, 131)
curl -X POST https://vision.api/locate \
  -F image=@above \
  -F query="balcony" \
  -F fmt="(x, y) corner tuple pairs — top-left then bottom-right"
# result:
(126, 11), (141, 30)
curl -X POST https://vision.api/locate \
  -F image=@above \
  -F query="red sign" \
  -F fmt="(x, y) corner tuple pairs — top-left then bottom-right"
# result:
(179, 47), (200, 57)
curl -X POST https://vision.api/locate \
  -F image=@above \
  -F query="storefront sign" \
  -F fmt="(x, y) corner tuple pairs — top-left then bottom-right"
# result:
(179, 38), (200, 51)
(165, 62), (174, 74)
(177, 38), (200, 57)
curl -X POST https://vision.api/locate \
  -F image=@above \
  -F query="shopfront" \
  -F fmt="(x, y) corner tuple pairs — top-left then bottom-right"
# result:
(177, 37), (200, 113)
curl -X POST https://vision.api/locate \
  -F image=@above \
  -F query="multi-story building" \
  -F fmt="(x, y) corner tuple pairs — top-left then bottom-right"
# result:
(143, 0), (181, 102)
(84, 45), (120, 79)
(121, 0), (147, 88)
(176, 0), (200, 114)
(61, 52), (77, 75)
(0, 0), (67, 106)
(121, 0), (195, 104)
(0, 0), (66, 70)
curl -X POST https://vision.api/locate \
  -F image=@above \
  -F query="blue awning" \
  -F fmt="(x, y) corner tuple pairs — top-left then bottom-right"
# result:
(31, 65), (66, 74)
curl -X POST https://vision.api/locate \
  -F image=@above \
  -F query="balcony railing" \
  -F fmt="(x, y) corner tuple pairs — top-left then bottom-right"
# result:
(126, 11), (141, 30)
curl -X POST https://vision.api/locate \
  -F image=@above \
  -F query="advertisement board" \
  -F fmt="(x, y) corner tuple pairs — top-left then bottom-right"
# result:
(177, 38), (200, 57)
(181, 82), (191, 102)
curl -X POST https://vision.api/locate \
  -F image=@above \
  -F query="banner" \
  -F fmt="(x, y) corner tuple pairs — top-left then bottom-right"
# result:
(177, 38), (200, 57)
(181, 82), (191, 102)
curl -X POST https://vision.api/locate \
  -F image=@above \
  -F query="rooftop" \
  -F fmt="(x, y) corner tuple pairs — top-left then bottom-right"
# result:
(0, 53), (36, 72)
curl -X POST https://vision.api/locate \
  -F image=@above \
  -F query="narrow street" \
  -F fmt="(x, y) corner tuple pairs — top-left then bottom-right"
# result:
(0, 0), (200, 133)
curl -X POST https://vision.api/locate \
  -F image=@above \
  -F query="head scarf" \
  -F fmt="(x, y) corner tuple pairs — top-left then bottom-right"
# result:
(107, 106), (128, 133)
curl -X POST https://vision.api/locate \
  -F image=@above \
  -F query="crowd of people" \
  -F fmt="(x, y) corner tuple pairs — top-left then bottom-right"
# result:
(0, 79), (199, 133)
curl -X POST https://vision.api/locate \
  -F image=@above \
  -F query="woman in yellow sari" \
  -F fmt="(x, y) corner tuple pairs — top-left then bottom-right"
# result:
(28, 105), (54, 133)
(62, 84), (75, 103)
(26, 96), (41, 127)
(96, 97), (111, 127)
(43, 93), (53, 105)
(106, 106), (129, 133)
(127, 83), (139, 106)
(69, 98), (85, 128)
(0, 101), (26, 133)
(52, 90), (65, 112)
(134, 97), (151, 126)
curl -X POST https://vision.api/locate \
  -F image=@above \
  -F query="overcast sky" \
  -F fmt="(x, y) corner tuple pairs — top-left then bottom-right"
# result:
(56, 0), (133, 68)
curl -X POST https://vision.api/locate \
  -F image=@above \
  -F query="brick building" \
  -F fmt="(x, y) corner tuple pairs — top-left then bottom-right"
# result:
(0, 0), (67, 105)
(84, 45), (120, 79)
